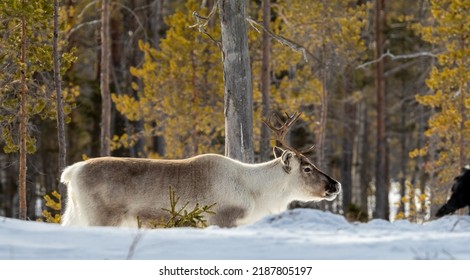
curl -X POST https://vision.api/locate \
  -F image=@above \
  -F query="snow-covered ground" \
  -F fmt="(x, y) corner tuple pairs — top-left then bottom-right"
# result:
(1, 209), (469, 260)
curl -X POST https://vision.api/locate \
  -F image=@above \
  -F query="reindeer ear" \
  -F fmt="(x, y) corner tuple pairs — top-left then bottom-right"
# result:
(273, 146), (284, 159)
(281, 150), (293, 174)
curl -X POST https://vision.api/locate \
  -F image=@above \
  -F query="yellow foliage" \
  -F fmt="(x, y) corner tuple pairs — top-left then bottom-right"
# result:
(44, 191), (61, 211)
(395, 211), (406, 220)
(0, 2), (79, 154)
(413, 0), (470, 184)
(111, 94), (141, 121)
(251, 0), (369, 138)
(395, 181), (429, 223)
(41, 210), (61, 224)
(40, 191), (61, 224)
(112, 0), (370, 159)
(409, 147), (428, 159)
(112, 0), (224, 158)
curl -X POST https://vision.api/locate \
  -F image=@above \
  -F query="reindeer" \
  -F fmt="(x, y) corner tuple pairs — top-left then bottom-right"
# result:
(61, 112), (341, 228)
(436, 167), (470, 218)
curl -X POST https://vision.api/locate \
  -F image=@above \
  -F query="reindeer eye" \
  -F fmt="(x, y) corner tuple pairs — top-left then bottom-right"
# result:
(303, 166), (312, 173)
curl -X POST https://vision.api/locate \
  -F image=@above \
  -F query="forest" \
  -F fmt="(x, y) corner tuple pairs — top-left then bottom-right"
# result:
(0, 0), (468, 223)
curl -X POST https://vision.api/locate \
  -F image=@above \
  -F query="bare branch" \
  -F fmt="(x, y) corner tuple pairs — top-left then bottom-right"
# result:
(70, 2), (149, 42)
(189, 0), (221, 46)
(245, 16), (320, 64)
(191, 0), (218, 22)
(77, 0), (100, 19)
(67, 20), (100, 40)
(113, 2), (148, 42)
(357, 50), (437, 69)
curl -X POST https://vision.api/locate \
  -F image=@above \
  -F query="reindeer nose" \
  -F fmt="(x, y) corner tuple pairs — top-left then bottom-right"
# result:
(326, 181), (341, 195)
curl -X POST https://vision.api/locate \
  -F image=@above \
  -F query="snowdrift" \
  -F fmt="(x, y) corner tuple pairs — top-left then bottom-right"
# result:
(1, 209), (469, 260)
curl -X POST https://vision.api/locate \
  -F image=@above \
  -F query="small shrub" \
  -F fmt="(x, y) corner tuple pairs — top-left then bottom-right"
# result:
(138, 186), (216, 229)
(345, 203), (369, 222)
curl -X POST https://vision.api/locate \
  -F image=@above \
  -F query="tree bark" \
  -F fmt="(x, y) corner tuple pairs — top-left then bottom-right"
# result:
(100, 0), (112, 157)
(374, 0), (389, 220)
(341, 70), (356, 213)
(358, 99), (370, 217)
(219, 0), (254, 163)
(53, 0), (67, 214)
(259, 0), (271, 162)
(398, 81), (407, 216)
(150, 0), (166, 48)
(316, 57), (329, 170)
(18, 6), (27, 220)
(458, 60), (466, 168)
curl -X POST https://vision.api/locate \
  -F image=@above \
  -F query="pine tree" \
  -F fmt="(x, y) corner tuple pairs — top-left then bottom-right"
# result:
(411, 0), (469, 213)
(265, 0), (368, 167)
(0, 0), (77, 219)
(53, 0), (68, 214)
(248, 0), (368, 212)
(112, 0), (224, 158)
(18, 3), (28, 220)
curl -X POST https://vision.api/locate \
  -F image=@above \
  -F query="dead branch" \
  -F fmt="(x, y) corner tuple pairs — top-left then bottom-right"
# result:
(357, 50), (437, 69)
(126, 230), (145, 260)
(189, 0), (221, 46)
(67, 20), (100, 40)
(246, 16), (320, 64)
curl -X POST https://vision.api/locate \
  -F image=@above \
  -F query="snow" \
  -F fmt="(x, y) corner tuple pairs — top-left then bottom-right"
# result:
(1, 209), (470, 260)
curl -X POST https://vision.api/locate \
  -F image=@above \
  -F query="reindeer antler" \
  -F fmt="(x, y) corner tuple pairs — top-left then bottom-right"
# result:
(263, 112), (302, 154)
(263, 112), (317, 156)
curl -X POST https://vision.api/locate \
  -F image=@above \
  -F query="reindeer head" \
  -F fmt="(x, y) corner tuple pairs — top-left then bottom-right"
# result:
(264, 112), (341, 202)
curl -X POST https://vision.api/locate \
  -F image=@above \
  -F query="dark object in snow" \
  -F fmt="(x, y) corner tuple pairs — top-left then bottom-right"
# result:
(436, 167), (470, 217)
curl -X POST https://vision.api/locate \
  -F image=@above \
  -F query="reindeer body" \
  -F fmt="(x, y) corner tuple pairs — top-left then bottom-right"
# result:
(61, 152), (340, 228)
(436, 167), (470, 218)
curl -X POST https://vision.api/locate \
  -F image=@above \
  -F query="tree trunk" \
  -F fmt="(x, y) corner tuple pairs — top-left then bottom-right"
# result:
(374, 0), (389, 220)
(259, 0), (271, 162)
(100, 0), (112, 157)
(0, 155), (15, 217)
(398, 81), (407, 216)
(458, 73), (466, 168)
(219, 0), (254, 163)
(316, 61), (329, 170)
(53, 0), (67, 214)
(153, 0), (168, 157)
(341, 70), (356, 213)
(150, 0), (166, 48)
(429, 131), (439, 217)
(18, 8), (27, 220)
(357, 99), (370, 217)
